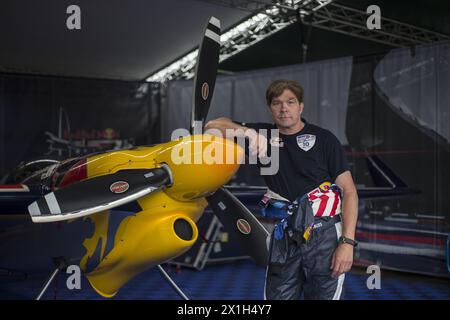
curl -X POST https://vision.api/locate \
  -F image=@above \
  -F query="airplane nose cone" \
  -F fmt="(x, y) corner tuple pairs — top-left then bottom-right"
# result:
(156, 134), (244, 201)
(207, 133), (244, 168)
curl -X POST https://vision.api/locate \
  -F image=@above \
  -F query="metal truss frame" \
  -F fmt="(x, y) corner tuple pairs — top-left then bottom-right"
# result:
(146, 0), (449, 82)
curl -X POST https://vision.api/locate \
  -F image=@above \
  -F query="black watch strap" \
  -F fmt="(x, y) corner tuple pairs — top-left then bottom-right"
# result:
(339, 236), (358, 247)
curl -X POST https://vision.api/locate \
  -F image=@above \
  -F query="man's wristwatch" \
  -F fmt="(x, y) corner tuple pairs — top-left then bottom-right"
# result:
(338, 236), (358, 247)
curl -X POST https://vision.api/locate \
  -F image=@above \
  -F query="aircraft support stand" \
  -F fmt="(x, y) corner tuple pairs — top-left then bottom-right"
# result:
(36, 257), (68, 300)
(157, 264), (189, 300)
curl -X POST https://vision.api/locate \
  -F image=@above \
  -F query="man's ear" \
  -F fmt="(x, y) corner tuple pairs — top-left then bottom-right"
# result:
(299, 102), (304, 114)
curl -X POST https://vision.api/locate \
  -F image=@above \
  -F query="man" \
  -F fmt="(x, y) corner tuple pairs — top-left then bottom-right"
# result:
(205, 80), (358, 300)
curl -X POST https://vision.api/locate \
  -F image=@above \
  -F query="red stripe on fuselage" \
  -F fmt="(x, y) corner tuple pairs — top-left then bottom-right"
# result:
(0, 184), (29, 192)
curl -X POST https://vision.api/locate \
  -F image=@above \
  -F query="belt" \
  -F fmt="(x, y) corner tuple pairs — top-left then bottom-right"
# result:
(274, 214), (342, 242)
(312, 214), (342, 231)
(287, 214), (341, 244)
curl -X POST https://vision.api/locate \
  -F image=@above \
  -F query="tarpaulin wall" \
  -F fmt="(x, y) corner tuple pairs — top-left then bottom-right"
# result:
(163, 41), (450, 277)
(163, 56), (352, 144)
(0, 75), (161, 178)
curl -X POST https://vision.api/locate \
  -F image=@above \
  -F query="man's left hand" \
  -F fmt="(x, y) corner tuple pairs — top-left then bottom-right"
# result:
(330, 243), (354, 278)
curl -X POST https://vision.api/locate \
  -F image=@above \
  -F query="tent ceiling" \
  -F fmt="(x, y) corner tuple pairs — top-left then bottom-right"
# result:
(0, 0), (448, 81)
(0, 0), (250, 81)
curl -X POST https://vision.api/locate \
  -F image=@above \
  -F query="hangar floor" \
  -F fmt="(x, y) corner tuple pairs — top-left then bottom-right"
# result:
(0, 260), (449, 300)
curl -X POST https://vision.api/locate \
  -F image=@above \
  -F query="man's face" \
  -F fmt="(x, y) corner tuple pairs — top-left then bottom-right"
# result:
(269, 89), (304, 131)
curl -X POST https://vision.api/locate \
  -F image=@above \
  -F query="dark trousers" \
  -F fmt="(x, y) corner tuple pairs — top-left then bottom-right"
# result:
(264, 218), (345, 300)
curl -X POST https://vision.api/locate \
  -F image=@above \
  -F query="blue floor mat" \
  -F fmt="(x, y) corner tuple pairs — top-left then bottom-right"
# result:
(1, 260), (449, 300)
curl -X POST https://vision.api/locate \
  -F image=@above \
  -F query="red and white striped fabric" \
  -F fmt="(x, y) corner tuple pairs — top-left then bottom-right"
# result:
(307, 184), (341, 217)
(0, 184), (30, 192)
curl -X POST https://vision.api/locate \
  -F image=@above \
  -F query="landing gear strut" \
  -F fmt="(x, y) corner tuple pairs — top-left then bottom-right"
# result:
(157, 264), (189, 300)
(35, 257), (68, 300)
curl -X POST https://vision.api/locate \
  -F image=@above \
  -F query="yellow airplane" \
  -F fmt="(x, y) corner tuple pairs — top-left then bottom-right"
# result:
(0, 16), (269, 299)
(28, 134), (245, 297)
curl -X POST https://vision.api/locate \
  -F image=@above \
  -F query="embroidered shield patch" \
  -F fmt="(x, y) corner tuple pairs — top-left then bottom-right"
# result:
(296, 134), (316, 151)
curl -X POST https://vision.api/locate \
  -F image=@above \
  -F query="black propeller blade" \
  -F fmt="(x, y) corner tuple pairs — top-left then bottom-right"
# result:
(207, 187), (270, 267)
(191, 16), (221, 133)
(28, 167), (170, 223)
(192, 17), (270, 267)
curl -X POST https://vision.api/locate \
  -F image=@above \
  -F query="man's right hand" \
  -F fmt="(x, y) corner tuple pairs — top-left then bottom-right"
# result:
(244, 128), (268, 158)
(205, 118), (268, 158)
